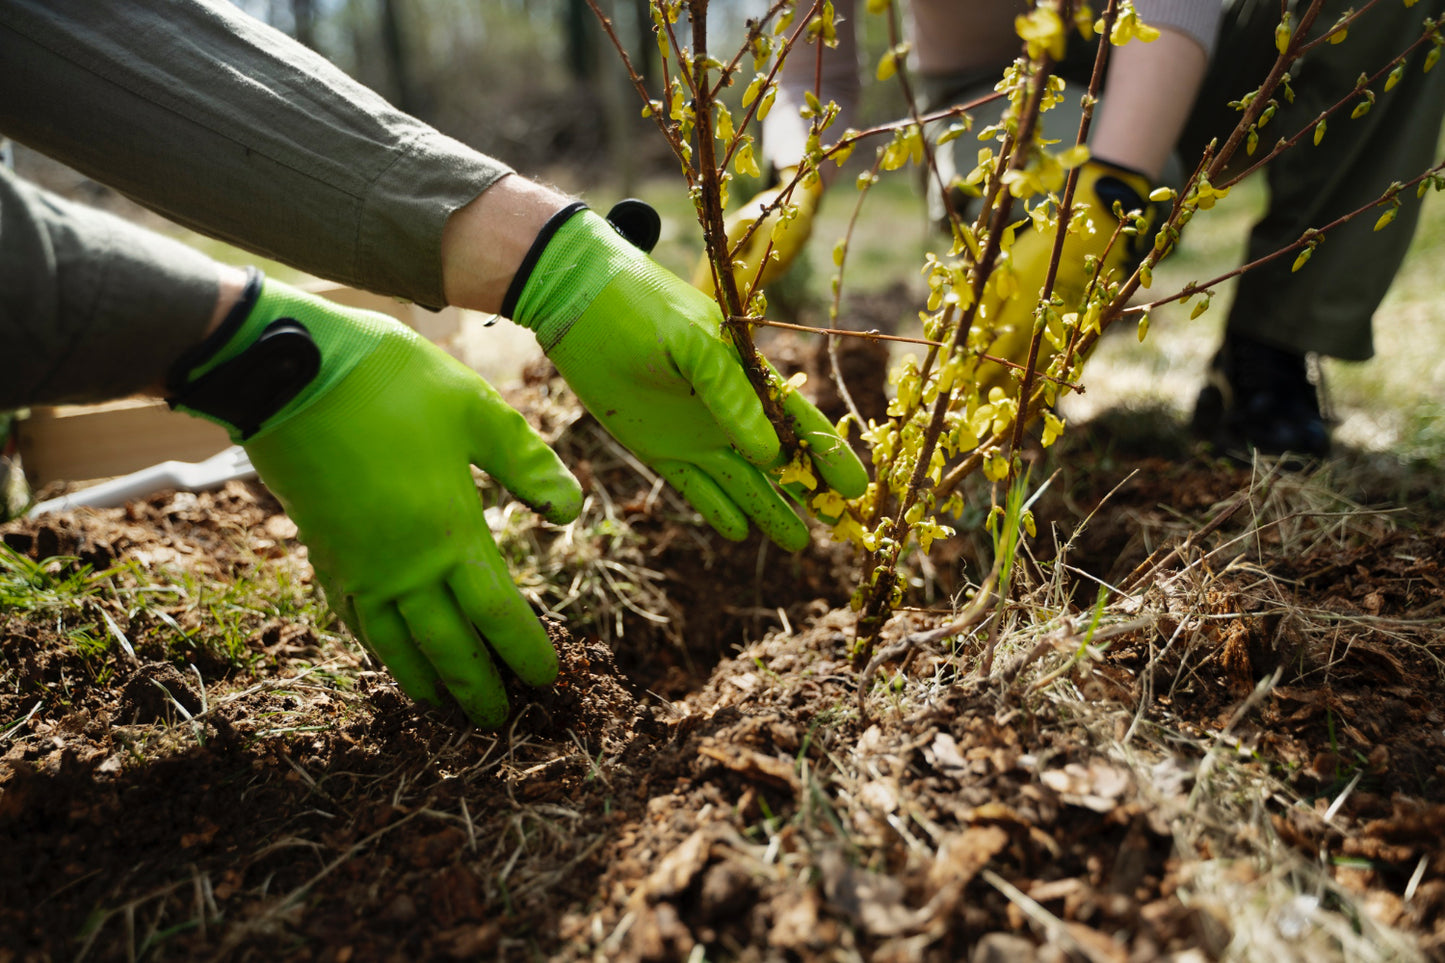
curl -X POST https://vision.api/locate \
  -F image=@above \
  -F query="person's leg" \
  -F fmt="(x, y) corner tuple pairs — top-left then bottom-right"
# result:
(1190, 0), (1445, 458)
(1230, 0), (1445, 360)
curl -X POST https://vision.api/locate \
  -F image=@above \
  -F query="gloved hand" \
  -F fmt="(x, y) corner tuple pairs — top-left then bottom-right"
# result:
(976, 160), (1154, 397)
(691, 169), (823, 298)
(168, 272), (582, 727)
(505, 202), (867, 552)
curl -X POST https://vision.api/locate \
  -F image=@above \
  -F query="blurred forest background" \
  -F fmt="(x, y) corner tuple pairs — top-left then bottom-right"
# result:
(232, 0), (674, 190)
(223, 0), (901, 193)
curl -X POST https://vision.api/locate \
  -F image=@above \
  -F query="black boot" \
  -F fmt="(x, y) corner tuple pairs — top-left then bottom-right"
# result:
(1191, 332), (1330, 463)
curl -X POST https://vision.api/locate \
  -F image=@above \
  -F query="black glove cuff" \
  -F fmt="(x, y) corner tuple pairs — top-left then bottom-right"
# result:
(605, 198), (662, 253)
(1089, 162), (1157, 261)
(498, 199), (663, 320)
(168, 321), (321, 439)
(165, 267), (265, 396)
(1094, 175), (1148, 217)
(165, 268), (321, 440)
(499, 201), (588, 320)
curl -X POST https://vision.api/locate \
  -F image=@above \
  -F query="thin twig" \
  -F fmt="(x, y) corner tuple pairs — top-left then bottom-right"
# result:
(1009, 0), (1118, 467)
(857, 571), (998, 722)
(981, 868), (1121, 963)
(854, 41), (1050, 655)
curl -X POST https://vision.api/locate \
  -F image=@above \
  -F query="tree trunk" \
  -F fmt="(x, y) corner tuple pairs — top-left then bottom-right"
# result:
(378, 0), (420, 116)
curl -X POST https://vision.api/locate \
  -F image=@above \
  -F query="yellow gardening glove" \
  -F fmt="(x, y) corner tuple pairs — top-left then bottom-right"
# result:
(692, 169), (823, 298)
(976, 161), (1155, 397)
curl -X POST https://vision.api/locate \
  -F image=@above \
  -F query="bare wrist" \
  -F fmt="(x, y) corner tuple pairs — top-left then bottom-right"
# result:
(440, 175), (573, 314)
(207, 266), (252, 338)
(147, 265), (250, 396)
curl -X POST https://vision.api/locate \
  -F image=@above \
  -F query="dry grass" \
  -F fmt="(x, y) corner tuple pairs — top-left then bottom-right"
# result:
(892, 458), (1438, 961)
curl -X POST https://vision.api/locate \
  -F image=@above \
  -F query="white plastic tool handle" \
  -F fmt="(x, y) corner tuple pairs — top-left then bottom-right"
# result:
(27, 446), (257, 518)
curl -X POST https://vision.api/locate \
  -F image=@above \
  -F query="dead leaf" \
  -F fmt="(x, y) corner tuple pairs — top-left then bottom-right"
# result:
(859, 778), (900, 815)
(728, 672), (759, 693)
(970, 932), (1040, 963)
(1026, 877), (1084, 905)
(1039, 761), (1131, 813)
(440, 921), (500, 958)
(928, 826), (1009, 893)
(626, 902), (695, 961)
(179, 819), (220, 849)
(697, 738), (799, 791)
(770, 887), (824, 950)
(264, 514), (298, 540)
(1062, 922), (1127, 963)
(638, 828), (715, 902)
(820, 848), (927, 937)
(925, 732), (968, 775)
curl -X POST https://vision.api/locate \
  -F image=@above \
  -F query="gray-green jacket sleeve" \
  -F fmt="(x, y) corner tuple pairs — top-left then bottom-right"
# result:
(0, 166), (220, 407)
(0, 0), (512, 405)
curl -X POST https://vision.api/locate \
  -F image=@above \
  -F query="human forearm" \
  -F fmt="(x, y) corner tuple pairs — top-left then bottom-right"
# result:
(120, 168), (571, 399)
(4, 163), (566, 405)
(439, 176), (572, 314)
(1092, 26), (1210, 181)
(0, 0), (508, 310)
(0, 167), (220, 408)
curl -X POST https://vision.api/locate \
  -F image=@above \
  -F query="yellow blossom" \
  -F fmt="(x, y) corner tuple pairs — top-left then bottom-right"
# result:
(1016, 7), (1067, 60)
(1041, 412), (1065, 447)
(735, 140), (761, 178)
(775, 447), (818, 491)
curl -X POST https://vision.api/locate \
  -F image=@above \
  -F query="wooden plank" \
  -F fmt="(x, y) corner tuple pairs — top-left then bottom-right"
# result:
(17, 399), (231, 487)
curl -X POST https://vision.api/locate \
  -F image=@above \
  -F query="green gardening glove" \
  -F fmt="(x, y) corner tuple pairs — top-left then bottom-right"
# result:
(504, 202), (868, 552)
(167, 271), (582, 727)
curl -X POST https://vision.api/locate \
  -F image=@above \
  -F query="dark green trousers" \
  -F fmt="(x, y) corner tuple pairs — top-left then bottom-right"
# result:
(924, 1), (1445, 362)
(1185, 0), (1445, 360)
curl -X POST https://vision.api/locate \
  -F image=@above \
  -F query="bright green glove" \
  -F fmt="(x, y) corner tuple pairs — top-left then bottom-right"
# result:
(977, 161), (1154, 396)
(168, 272), (582, 727)
(505, 203), (867, 552)
(691, 169), (823, 297)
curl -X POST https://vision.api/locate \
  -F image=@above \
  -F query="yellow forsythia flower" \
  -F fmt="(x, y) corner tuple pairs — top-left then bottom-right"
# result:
(735, 140), (761, 178)
(1016, 8), (1067, 61)
(1041, 412), (1065, 448)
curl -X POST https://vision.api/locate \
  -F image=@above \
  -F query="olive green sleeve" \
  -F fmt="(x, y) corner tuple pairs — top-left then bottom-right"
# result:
(0, 166), (220, 408)
(0, 0), (511, 310)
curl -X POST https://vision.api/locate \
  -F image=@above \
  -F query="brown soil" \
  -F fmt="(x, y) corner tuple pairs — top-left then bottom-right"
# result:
(4, 396), (1445, 962)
